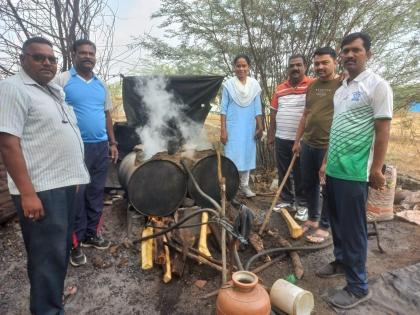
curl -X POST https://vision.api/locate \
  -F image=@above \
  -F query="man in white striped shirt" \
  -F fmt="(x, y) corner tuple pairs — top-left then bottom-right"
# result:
(268, 55), (314, 220)
(0, 37), (89, 315)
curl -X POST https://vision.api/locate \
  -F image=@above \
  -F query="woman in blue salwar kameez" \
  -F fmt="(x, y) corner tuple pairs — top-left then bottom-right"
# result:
(220, 55), (263, 197)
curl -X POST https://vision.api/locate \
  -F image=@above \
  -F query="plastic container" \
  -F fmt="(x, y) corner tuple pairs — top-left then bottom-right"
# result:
(367, 165), (397, 221)
(270, 279), (314, 315)
(216, 271), (270, 315)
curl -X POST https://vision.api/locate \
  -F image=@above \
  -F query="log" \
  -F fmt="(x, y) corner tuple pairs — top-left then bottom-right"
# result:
(208, 222), (222, 251)
(171, 252), (186, 277)
(249, 232), (271, 263)
(165, 241), (223, 272)
(153, 220), (167, 265)
(162, 235), (172, 283)
(278, 238), (304, 279)
(280, 208), (303, 239)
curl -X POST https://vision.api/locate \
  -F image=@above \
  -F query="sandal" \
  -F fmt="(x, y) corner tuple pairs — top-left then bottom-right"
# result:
(305, 229), (331, 243)
(301, 221), (319, 234)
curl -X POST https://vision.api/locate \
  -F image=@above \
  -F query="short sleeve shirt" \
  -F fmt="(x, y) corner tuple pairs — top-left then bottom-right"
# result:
(303, 78), (341, 148)
(326, 69), (393, 182)
(55, 68), (112, 143)
(270, 76), (314, 140)
(0, 70), (90, 194)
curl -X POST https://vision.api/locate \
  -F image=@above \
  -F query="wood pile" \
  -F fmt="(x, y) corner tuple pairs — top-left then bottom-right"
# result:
(0, 153), (15, 224)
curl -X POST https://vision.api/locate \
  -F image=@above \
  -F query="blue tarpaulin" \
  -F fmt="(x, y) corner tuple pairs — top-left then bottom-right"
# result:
(409, 102), (420, 112)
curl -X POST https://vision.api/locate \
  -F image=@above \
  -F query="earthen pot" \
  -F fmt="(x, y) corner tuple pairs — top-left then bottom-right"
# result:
(216, 271), (271, 315)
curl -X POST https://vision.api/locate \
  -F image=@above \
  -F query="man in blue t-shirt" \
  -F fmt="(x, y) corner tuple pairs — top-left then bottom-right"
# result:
(56, 39), (118, 266)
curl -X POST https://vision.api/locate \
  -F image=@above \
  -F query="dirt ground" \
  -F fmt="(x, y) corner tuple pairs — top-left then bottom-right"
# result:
(1, 188), (420, 315)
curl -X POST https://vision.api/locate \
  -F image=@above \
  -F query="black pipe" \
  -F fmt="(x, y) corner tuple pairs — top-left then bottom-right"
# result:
(244, 240), (333, 270)
(133, 208), (220, 243)
(180, 159), (222, 212)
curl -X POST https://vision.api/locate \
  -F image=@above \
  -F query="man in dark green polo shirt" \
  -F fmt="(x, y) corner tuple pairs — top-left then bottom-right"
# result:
(292, 47), (340, 242)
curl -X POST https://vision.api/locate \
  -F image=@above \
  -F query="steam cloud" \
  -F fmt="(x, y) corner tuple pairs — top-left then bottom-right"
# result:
(135, 76), (210, 159)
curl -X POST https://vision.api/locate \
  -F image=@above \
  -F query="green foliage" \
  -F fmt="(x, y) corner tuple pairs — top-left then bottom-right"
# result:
(393, 84), (420, 111)
(133, 0), (419, 105)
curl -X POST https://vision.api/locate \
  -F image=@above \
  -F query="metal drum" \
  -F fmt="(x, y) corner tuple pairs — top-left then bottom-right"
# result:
(118, 151), (187, 216)
(187, 154), (239, 208)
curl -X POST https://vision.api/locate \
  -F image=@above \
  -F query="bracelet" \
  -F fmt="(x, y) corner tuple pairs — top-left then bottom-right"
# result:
(109, 141), (118, 146)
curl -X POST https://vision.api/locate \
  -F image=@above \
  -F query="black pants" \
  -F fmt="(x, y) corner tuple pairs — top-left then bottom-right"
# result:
(300, 141), (329, 228)
(326, 176), (369, 296)
(12, 185), (77, 315)
(73, 141), (108, 246)
(275, 137), (306, 204)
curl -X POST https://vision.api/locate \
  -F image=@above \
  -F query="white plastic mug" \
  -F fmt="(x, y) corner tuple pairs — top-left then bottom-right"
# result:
(270, 279), (314, 315)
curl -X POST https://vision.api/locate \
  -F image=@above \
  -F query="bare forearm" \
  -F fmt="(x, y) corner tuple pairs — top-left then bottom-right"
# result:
(105, 111), (116, 143)
(268, 110), (276, 138)
(256, 115), (263, 130)
(0, 134), (35, 196)
(371, 119), (391, 172)
(220, 115), (226, 132)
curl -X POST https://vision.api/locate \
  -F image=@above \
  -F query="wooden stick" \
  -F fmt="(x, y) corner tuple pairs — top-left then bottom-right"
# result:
(251, 254), (285, 274)
(216, 148), (228, 284)
(165, 241), (223, 272)
(259, 153), (297, 235)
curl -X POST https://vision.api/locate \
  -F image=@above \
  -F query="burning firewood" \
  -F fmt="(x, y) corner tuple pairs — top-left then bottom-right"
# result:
(163, 235), (172, 283)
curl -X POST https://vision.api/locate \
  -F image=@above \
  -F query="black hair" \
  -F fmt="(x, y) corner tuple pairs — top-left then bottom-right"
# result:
(72, 38), (96, 53)
(288, 54), (307, 66)
(313, 46), (337, 59)
(233, 54), (251, 66)
(22, 37), (53, 53)
(341, 32), (371, 52)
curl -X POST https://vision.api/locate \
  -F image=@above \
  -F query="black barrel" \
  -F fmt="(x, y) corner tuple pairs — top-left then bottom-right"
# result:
(118, 152), (187, 216)
(187, 154), (239, 208)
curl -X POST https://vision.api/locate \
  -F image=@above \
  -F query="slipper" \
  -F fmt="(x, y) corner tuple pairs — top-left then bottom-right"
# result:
(63, 285), (77, 305)
(306, 229), (331, 244)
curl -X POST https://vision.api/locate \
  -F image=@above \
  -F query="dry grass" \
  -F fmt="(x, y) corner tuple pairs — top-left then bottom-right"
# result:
(204, 112), (420, 179)
(388, 112), (420, 179)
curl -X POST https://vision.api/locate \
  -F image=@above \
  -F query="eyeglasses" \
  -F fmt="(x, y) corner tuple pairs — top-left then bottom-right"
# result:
(24, 53), (58, 64)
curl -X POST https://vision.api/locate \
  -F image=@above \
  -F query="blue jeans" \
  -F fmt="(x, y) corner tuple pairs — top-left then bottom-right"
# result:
(12, 185), (77, 315)
(326, 176), (369, 296)
(300, 141), (329, 229)
(73, 141), (109, 246)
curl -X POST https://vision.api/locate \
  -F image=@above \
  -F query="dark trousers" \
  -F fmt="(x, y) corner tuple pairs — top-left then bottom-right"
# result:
(12, 186), (76, 315)
(300, 141), (329, 228)
(275, 137), (305, 204)
(326, 176), (369, 296)
(73, 141), (108, 247)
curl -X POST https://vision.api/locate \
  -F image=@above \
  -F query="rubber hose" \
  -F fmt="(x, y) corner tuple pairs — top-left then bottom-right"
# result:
(244, 240), (333, 270)
(133, 208), (220, 243)
(180, 159), (222, 212)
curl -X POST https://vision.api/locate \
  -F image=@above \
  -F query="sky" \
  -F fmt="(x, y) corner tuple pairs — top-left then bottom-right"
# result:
(107, 0), (163, 78)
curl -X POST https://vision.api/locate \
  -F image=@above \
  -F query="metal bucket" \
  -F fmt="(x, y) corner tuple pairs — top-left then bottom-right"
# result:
(118, 151), (187, 216)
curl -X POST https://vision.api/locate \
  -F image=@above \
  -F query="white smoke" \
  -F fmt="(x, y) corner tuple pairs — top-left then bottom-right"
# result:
(135, 76), (210, 159)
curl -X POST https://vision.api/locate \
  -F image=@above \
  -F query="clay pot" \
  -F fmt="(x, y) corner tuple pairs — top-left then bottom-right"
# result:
(216, 271), (270, 315)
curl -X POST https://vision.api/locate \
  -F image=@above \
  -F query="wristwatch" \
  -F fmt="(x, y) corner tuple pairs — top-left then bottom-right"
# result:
(109, 140), (118, 146)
